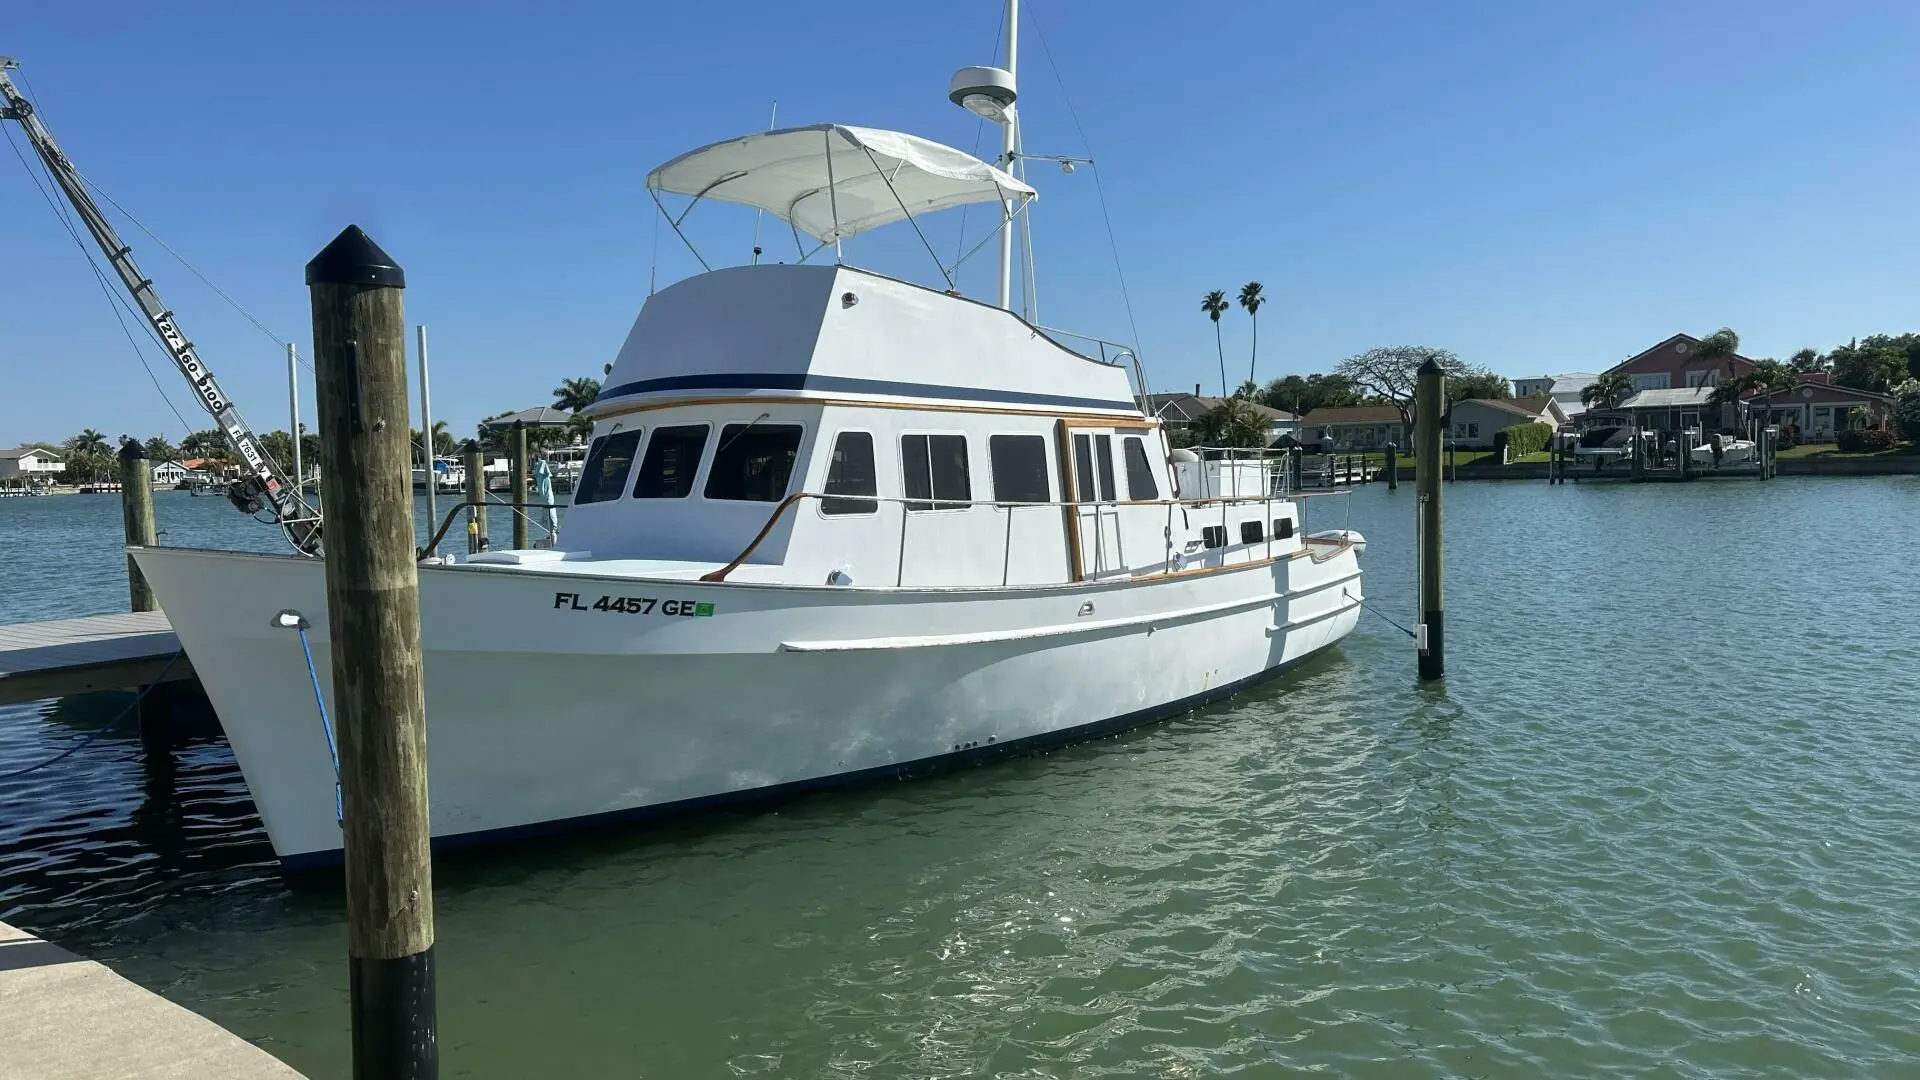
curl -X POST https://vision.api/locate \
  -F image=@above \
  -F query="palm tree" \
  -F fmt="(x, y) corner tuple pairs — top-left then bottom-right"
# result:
(144, 435), (178, 463)
(1788, 347), (1827, 375)
(1237, 282), (1266, 388)
(552, 377), (602, 413)
(1201, 291), (1230, 396)
(1581, 372), (1633, 411)
(66, 429), (109, 455)
(1694, 327), (1741, 381)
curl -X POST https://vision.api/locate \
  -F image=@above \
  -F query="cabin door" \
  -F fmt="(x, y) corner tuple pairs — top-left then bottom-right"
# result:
(1069, 432), (1123, 576)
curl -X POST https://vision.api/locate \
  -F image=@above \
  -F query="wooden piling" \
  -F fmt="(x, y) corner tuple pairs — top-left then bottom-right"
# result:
(117, 441), (156, 613)
(1385, 442), (1398, 490)
(510, 420), (529, 550)
(463, 440), (487, 554)
(305, 224), (438, 1080)
(1414, 358), (1445, 681)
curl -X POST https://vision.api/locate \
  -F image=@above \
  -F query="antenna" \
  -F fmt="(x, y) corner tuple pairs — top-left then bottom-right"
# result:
(750, 101), (777, 265)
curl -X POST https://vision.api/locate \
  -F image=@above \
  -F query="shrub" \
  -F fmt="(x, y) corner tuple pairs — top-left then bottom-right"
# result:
(1836, 427), (1900, 453)
(1894, 380), (1920, 442)
(1493, 422), (1553, 459)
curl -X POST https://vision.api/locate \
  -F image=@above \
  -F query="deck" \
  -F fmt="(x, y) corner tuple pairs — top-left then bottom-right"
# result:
(0, 919), (306, 1078)
(0, 611), (195, 706)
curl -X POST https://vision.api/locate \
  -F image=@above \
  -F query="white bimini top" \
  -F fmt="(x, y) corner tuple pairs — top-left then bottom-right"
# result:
(646, 124), (1036, 244)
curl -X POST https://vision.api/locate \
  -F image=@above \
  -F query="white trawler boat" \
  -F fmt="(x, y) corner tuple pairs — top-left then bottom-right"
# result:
(133, 10), (1364, 868)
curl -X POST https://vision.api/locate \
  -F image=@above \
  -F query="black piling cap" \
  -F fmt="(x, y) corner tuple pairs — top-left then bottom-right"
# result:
(1417, 354), (1445, 377)
(305, 224), (405, 288)
(118, 438), (148, 461)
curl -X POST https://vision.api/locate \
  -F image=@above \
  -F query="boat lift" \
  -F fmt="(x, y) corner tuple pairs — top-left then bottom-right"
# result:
(0, 57), (320, 554)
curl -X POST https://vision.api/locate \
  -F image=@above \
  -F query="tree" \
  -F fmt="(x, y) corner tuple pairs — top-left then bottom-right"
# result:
(257, 430), (296, 471)
(1581, 372), (1634, 411)
(180, 429), (229, 461)
(552, 377), (601, 413)
(144, 435), (178, 462)
(1200, 290), (1230, 397)
(1235, 379), (1260, 400)
(1709, 358), (1795, 413)
(1334, 346), (1468, 433)
(1448, 369), (1512, 403)
(1891, 380), (1920, 441)
(66, 429), (109, 456)
(1694, 327), (1742, 380)
(1237, 282), (1266, 388)
(1788, 347), (1828, 375)
(1906, 340), (1920, 384)
(1195, 397), (1270, 449)
(1260, 373), (1363, 417)
(1828, 334), (1919, 393)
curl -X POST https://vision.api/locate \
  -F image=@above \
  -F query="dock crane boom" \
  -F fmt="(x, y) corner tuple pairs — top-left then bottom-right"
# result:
(0, 57), (320, 554)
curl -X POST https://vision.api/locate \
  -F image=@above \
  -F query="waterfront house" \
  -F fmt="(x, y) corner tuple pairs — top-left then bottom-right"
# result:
(0, 447), (63, 485)
(150, 459), (208, 486)
(1447, 397), (1568, 448)
(1610, 386), (1724, 435)
(1511, 372), (1599, 419)
(1137, 389), (1300, 445)
(1602, 333), (1756, 393)
(1299, 405), (1406, 450)
(1747, 374), (1893, 442)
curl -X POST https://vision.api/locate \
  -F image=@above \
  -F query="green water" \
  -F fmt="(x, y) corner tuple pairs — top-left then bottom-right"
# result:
(2, 479), (1917, 1077)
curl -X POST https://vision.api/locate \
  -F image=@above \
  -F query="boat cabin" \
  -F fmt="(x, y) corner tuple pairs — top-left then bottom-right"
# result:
(477, 125), (1310, 588)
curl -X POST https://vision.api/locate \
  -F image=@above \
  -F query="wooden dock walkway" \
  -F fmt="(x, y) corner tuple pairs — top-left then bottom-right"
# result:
(0, 919), (305, 1078)
(0, 611), (195, 707)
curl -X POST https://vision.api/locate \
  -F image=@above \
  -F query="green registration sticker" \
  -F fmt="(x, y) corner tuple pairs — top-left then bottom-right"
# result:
(694, 602), (715, 617)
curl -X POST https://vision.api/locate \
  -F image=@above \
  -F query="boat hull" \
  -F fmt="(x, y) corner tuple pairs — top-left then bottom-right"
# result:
(132, 546), (1361, 867)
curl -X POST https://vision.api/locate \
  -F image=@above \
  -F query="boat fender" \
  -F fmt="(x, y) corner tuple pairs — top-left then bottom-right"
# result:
(1308, 528), (1367, 555)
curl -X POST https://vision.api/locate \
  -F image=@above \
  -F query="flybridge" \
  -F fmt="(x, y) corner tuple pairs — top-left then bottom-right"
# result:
(0, 56), (320, 554)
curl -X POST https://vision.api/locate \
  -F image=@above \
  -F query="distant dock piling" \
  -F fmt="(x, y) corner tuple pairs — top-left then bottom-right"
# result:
(510, 419), (529, 550)
(1414, 358), (1445, 681)
(1385, 442), (1398, 490)
(118, 439), (170, 753)
(307, 223), (438, 1080)
(464, 439), (488, 554)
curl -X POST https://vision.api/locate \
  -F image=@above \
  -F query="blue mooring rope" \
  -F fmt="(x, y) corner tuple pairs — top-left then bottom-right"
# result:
(1344, 588), (1418, 639)
(1, 649), (186, 780)
(294, 623), (343, 827)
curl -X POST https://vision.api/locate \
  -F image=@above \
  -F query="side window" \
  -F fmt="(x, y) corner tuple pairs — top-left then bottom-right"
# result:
(1273, 516), (1295, 540)
(902, 434), (970, 511)
(1072, 434), (1095, 502)
(822, 432), (878, 515)
(574, 430), (643, 504)
(705, 423), (803, 502)
(1201, 525), (1226, 549)
(1240, 520), (1264, 544)
(989, 434), (1050, 503)
(1094, 434), (1117, 502)
(1122, 436), (1158, 500)
(633, 424), (710, 499)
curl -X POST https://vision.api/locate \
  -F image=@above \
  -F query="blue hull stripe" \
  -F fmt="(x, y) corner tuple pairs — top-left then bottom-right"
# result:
(276, 648), (1336, 872)
(594, 373), (1137, 413)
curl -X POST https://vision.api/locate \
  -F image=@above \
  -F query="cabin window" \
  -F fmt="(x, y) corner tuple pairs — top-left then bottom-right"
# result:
(1273, 516), (1294, 540)
(822, 431), (878, 515)
(1240, 520), (1265, 545)
(1072, 434), (1095, 502)
(1122, 436), (1158, 500)
(989, 434), (1050, 503)
(1201, 525), (1226, 549)
(902, 434), (970, 511)
(705, 423), (803, 502)
(1094, 435), (1117, 502)
(632, 424), (710, 499)
(574, 430), (643, 504)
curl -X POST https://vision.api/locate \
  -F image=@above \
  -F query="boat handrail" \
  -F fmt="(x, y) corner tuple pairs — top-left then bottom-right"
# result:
(701, 487), (1338, 584)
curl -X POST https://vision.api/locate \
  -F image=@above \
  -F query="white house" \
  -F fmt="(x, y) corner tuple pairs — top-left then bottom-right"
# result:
(150, 459), (207, 486)
(1512, 373), (1599, 419)
(0, 447), (63, 484)
(1447, 397), (1567, 449)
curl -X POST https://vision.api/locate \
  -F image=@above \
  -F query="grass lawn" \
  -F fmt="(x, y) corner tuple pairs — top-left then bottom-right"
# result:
(1775, 441), (1916, 459)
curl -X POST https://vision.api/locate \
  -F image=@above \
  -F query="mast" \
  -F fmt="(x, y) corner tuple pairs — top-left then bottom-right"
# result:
(996, 0), (1019, 311)
(0, 57), (319, 554)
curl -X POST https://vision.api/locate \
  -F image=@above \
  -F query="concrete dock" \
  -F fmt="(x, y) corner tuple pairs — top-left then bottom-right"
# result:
(0, 611), (194, 707)
(0, 920), (305, 1078)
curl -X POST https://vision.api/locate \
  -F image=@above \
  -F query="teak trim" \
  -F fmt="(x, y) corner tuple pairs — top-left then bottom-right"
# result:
(1054, 419), (1085, 583)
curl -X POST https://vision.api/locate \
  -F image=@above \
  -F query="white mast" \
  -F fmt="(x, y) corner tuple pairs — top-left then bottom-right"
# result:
(996, 0), (1019, 311)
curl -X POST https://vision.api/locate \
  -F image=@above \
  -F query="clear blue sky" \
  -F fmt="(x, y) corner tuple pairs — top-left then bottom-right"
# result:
(4, 0), (1917, 444)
